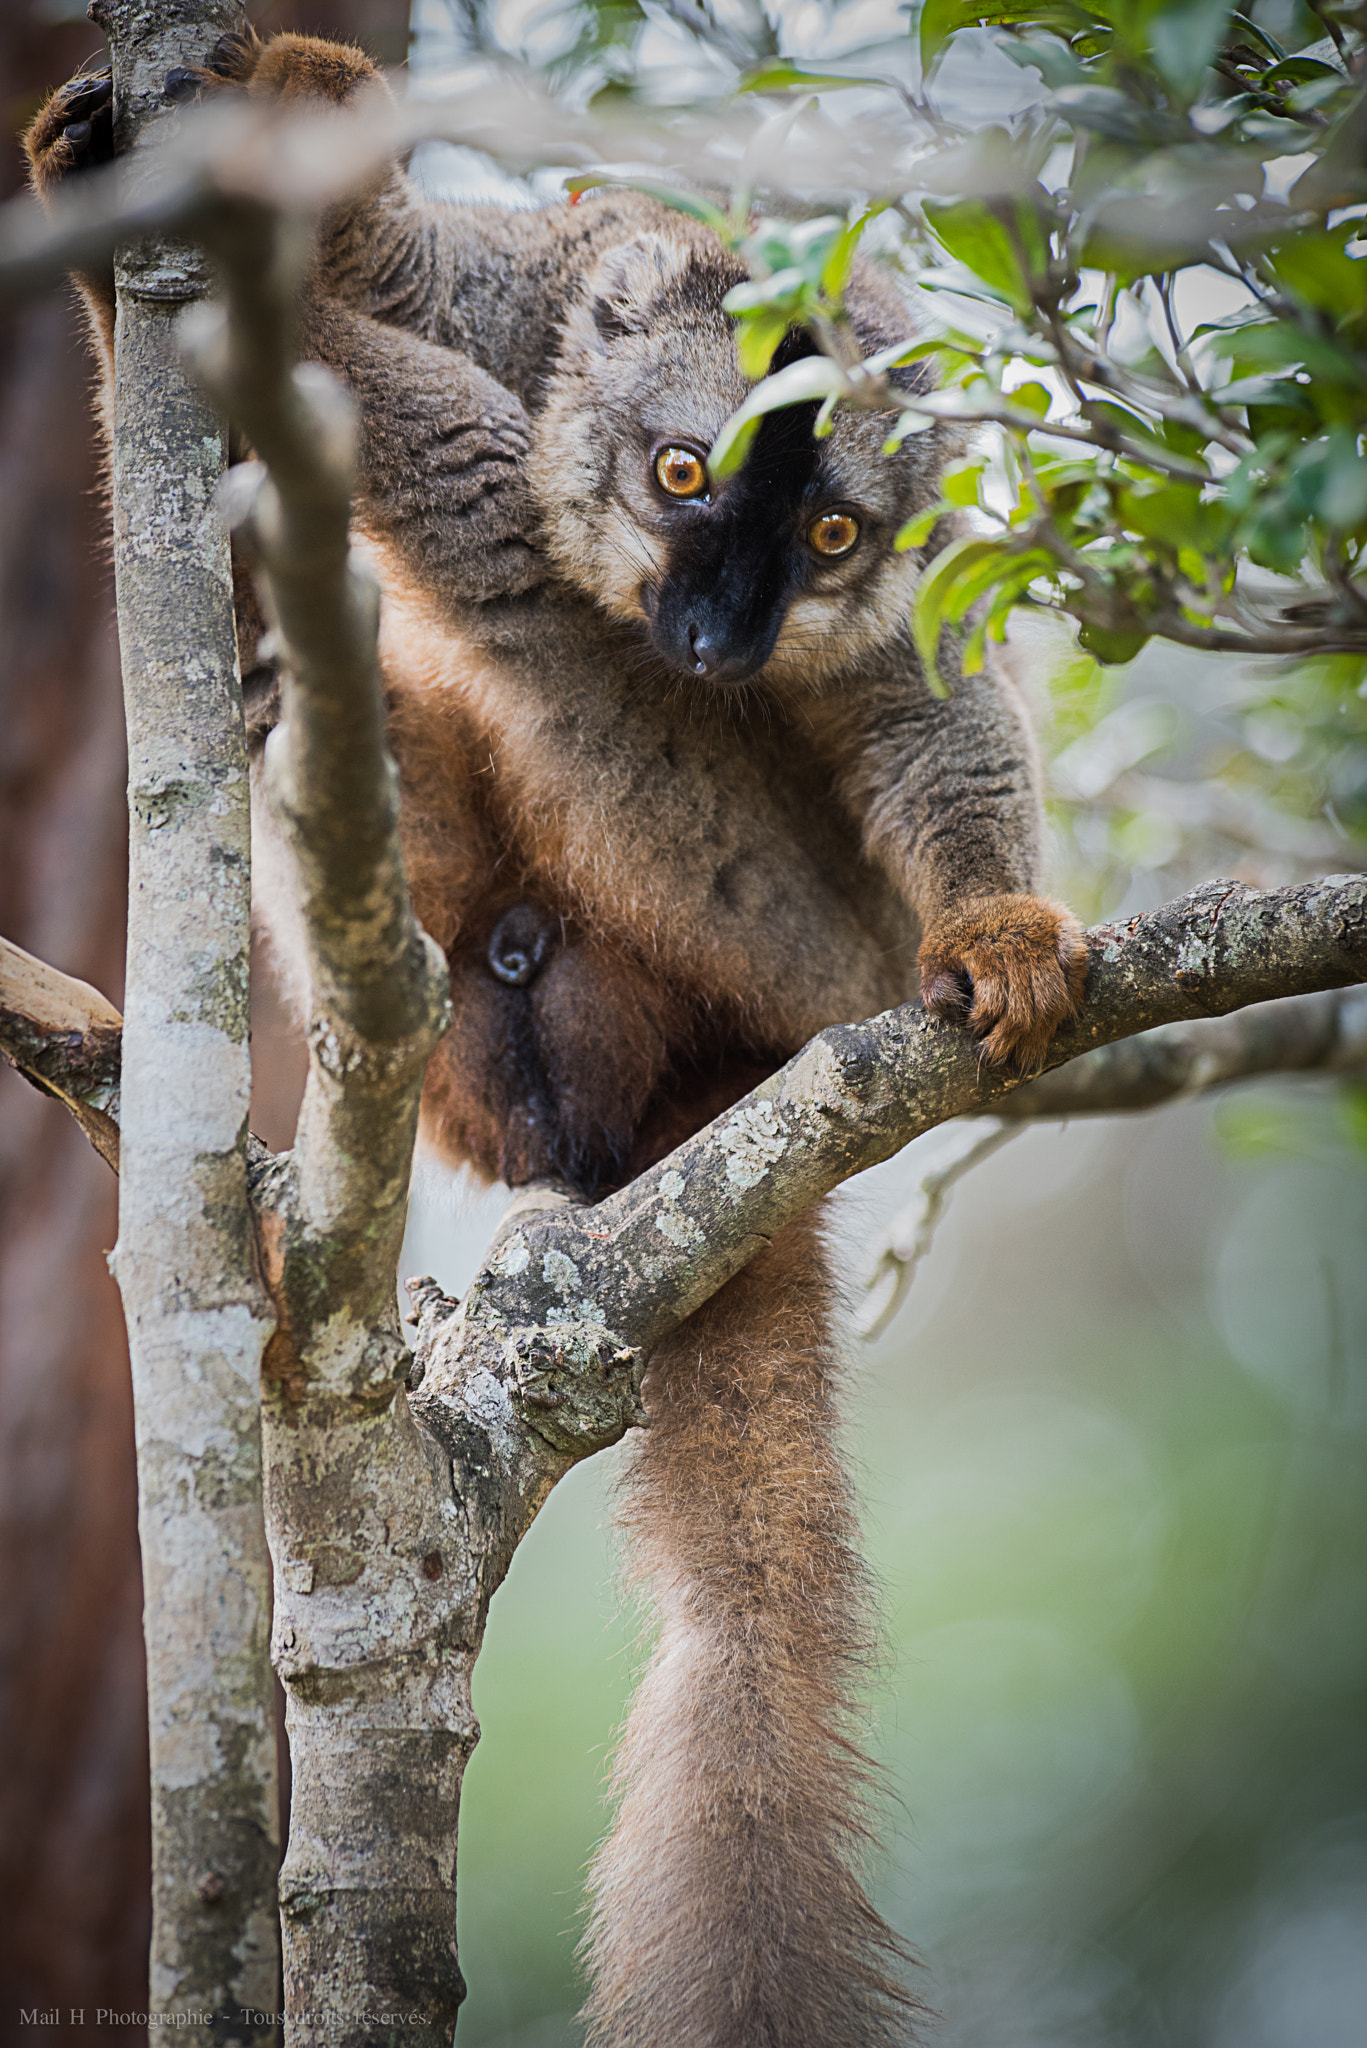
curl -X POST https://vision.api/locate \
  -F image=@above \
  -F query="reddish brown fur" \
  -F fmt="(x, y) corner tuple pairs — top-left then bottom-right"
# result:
(25, 30), (1091, 2041)
(919, 892), (1089, 1070)
(586, 1210), (918, 2047)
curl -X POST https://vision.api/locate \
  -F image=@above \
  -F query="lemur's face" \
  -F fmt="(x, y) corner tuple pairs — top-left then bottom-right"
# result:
(531, 223), (945, 696)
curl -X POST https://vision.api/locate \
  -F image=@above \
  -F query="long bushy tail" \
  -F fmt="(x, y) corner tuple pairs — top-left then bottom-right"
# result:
(582, 1210), (919, 2048)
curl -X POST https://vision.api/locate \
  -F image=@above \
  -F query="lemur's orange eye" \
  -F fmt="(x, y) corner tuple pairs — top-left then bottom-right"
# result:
(655, 447), (708, 498)
(808, 511), (860, 558)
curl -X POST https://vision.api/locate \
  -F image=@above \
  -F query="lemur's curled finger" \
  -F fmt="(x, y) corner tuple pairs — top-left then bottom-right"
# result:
(207, 30), (262, 80)
(163, 25), (263, 104)
(918, 893), (1089, 1072)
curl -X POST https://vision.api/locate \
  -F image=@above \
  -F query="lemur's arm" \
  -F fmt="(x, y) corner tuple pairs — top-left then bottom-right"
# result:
(305, 297), (544, 603)
(826, 648), (1087, 1069)
(23, 31), (547, 613)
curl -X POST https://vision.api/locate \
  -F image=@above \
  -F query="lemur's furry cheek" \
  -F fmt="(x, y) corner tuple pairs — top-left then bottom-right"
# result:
(544, 499), (665, 627)
(529, 232), (749, 618)
(765, 542), (923, 693)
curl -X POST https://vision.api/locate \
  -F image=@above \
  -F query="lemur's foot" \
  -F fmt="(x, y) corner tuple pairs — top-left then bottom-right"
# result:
(24, 67), (113, 200)
(918, 893), (1089, 1072)
(165, 29), (380, 110)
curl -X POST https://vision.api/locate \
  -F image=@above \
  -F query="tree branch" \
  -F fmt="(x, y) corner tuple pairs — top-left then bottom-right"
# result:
(185, 200), (450, 1319)
(413, 876), (1367, 1383)
(99, 4), (280, 2039)
(177, 190), (457, 2048)
(1000, 982), (1367, 1118)
(0, 935), (122, 1170)
(15, 930), (1358, 1363)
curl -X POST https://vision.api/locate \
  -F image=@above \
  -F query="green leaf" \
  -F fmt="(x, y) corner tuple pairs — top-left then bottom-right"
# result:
(1288, 73), (1353, 113)
(1118, 483), (1231, 553)
(1293, 428), (1367, 531)
(821, 206), (887, 302)
(738, 61), (890, 93)
(1209, 373), (1319, 417)
(1225, 11), (1286, 62)
(1269, 228), (1367, 322)
(741, 215), (845, 288)
(895, 501), (952, 550)
(709, 356), (849, 480)
(1240, 111), (1318, 149)
(863, 335), (939, 378)
(961, 613), (991, 676)
(912, 536), (1054, 693)
(733, 307), (792, 381)
(1076, 621), (1149, 664)
(1049, 84), (1174, 145)
(923, 198), (1031, 314)
(1005, 379), (1052, 416)
(1244, 513), (1307, 576)
(724, 269), (809, 315)
(1086, 396), (1164, 444)
(993, 27), (1089, 89)
(1156, 416), (1211, 459)
(884, 410), (941, 451)
(1212, 319), (1364, 386)
(941, 457), (986, 507)
(1261, 55), (1345, 86)
(912, 536), (1004, 695)
(919, 0), (979, 74)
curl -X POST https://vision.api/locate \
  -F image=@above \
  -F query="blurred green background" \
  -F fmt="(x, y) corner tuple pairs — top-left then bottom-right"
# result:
(398, 3), (1367, 2040)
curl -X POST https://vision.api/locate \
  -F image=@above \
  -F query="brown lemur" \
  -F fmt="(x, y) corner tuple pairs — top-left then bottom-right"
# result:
(29, 27), (1088, 2047)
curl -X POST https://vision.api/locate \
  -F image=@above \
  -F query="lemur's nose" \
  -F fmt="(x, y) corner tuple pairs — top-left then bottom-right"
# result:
(687, 625), (750, 684)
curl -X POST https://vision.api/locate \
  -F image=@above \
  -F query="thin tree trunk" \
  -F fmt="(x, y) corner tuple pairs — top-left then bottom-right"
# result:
(102, 4), (279, 2037)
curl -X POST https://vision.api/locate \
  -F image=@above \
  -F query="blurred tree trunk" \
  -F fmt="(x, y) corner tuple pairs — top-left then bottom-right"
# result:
(0, 5), (406, 2040)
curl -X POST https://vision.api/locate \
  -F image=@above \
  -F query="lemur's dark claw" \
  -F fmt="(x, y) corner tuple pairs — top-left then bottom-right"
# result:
(60, 74), (107, 104)
(163, 66), (199, 103)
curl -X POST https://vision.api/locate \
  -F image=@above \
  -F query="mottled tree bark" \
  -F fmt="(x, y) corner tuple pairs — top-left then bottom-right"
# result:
(101, 5), (283, 2040)
(185, 198), (457, 2045)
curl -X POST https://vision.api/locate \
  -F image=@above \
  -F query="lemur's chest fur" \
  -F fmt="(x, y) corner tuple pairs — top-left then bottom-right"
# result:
(379, 562), (917, 1045)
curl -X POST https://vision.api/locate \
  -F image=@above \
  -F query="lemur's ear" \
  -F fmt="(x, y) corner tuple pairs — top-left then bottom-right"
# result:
(588, 235), (691, 345)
